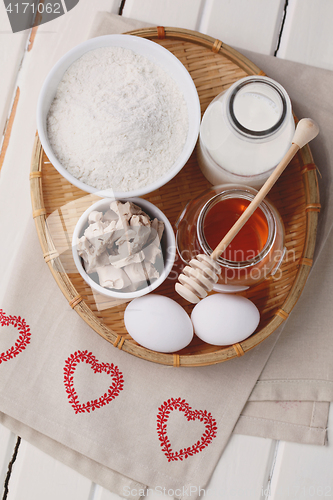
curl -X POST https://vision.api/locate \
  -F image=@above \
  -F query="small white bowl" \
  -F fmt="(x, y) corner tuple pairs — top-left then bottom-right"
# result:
(37, 34), (201, 198)
(72, 197), (176, 299)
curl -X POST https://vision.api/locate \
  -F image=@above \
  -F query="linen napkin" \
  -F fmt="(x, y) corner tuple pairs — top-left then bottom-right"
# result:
(90, 13), (333, 446)
(0, 12), (332, 499)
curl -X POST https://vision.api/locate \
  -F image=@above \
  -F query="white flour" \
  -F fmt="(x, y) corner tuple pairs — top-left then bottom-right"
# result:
(47, 46), (189, 192)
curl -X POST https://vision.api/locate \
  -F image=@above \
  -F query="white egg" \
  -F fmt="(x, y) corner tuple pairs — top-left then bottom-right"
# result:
(191, 294), (260, 346)
(124, 294), (193, 353)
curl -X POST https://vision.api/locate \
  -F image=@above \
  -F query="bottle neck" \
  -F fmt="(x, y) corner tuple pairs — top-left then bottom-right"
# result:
(226, 78), (288, 140)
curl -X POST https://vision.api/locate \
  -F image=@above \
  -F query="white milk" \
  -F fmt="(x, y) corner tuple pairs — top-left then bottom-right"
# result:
(198, 76), (295, 189)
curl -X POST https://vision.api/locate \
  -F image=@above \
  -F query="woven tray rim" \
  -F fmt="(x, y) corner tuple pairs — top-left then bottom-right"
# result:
(30, 26), (320, 367)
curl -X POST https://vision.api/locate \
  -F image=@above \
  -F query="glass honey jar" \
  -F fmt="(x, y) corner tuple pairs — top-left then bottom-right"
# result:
(176, 184), (285, 288)
(197, 76), (295, 189)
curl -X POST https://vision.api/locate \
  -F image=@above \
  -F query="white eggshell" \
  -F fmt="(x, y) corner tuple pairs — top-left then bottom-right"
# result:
(124, 294), (193, 353)
(191, 294), (260, 346)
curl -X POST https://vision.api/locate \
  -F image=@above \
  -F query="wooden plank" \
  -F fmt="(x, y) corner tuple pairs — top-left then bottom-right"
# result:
(6, 440), (92, 500)
(0, 2), (28, 143)
(204, 434), (276, 499)
(93, 484), (125, 500)
(27, 0), (119, 54)
(198, 0), (286, 55)
(122, 0), (205, 30)
(269, 403), (333, 499)
(0, 429), (277, 500)
(82, 434), (277, 499)
(0, 87), (20, 172)
(277, 0), (333, 70)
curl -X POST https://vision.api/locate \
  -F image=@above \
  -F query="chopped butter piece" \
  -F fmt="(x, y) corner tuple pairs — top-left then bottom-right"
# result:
(79, 200), (165, 292)
(102, 209), (118, 223)
(88, 211), (103, 224)
(124, 261), (160, 285)
(130, 214), (151, 227)
(143, 238), (162, 264)
(151, 218), (164, 241)
(96, 265), (131, 289)
(111, 250), (145, 269)
(110, 200), (143, 224)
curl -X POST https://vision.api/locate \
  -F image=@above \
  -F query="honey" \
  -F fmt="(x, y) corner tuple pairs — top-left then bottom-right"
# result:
(203, 197), (269, 262)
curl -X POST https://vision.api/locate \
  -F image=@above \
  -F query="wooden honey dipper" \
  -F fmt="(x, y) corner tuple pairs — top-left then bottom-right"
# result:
(175, 118), (319, 304)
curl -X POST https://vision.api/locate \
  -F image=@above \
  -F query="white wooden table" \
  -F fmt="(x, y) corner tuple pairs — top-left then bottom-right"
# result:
(1, 1), (333, 499)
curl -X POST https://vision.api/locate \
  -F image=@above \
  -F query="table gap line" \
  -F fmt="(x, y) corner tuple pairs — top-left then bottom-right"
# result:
(274, 0), (289, 56)
(118, 0), (126, 16)
(1, 436), (21, 500)
(263, 440), (281, 499)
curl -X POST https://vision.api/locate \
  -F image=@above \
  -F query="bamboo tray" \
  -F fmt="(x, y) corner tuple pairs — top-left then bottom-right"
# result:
(30, 27), (320, 367)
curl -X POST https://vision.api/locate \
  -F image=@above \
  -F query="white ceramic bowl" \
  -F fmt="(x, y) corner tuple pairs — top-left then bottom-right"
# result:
(37, 34), (201, 198)
(72, 197), (176, 299)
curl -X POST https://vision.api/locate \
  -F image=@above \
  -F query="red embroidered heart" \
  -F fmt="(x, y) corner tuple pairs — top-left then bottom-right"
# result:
(157, 398), (217, 461)
(0, 309), (31, 364)
(63, 350), (124, 414)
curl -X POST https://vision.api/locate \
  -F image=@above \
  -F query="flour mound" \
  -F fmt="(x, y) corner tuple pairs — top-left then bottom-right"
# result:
(47, 46), (189, 192)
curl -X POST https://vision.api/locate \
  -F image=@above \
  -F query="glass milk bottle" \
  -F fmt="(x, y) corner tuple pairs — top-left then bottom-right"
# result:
(197, 76), (295, 189)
